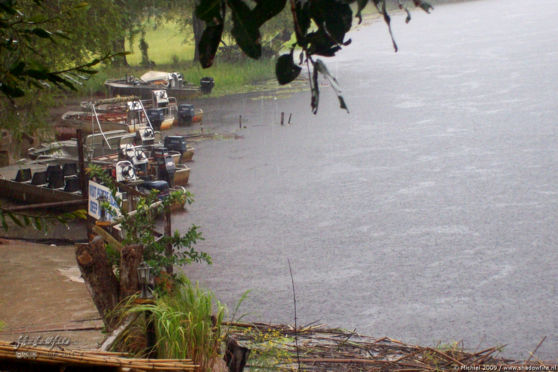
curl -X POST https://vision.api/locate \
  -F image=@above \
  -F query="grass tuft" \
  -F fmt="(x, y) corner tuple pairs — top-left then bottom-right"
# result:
(121, 278), (225, 372)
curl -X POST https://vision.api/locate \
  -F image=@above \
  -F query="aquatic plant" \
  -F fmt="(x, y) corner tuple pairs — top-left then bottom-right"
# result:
(125, 278), (225, 371)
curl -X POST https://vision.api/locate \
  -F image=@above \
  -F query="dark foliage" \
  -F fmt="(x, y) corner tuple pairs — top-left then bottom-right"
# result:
(195, 0), (432, 113)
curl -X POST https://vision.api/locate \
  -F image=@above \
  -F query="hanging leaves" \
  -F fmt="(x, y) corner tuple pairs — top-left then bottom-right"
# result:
(293, 0), (311, 45)
(276, 52), (302, 85)
(373, 0), (398, 52)
(252, 0), (287, 27)
(309, 0), (352, 44)
(195, 0), (226, 68)
(355, 0), (369, 24)
(199, 24), (225, 68)
(194, 0), (433, 112)
(228, 0), (262, 59)
(311, 64), (319, 115)
(413, 0), (434, 13)
(315, 59), (349, 113)
(195, 0), (223, 22)
(0, 207), (86, 232)
(0, 0), (124, 101)
(397, 0), (413, 23)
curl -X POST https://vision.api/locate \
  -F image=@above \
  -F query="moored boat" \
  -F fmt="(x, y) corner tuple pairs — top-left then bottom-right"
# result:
(105, 71), (210, 100)
(2, 125), (193, 208)
(57, 97), (153, 140)
(173, 164), (190, 186)
(0, 162), (84, 205)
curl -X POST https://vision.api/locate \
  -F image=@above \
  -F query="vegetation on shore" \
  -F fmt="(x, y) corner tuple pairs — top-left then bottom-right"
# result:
(76, 18), (279, 97)
(4, 1), (526, 370)
(80, 58), (276, 98)
(118, 279), (225, 371)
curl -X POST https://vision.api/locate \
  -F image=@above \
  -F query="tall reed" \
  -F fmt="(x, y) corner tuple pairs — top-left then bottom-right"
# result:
(127, 279), (225, 371)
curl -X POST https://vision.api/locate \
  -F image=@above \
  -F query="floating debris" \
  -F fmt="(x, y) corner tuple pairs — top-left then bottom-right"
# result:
(226, 322), (554, 371)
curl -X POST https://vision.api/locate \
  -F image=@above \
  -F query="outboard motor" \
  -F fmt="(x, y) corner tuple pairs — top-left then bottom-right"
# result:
(132, 150), (148, 176)
(115, 160), (136, 182)
(176, 72), (184, 87)
(200, 77), (214, 94)
(146, 108), (165, 130)
(164, 136), (187, 155)
(137, 128), (155, 147)
(137, 180), (170, 199)
(152, 146), (176, 187)
(121, 144), (148, 177)
(152, 90), (169, 106)
(177, 104), (194, 126)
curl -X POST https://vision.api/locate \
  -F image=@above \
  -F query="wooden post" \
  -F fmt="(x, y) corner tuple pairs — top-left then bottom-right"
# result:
(239, 115), (242, 129)
(76, 129), (87, 198)
(76, 236), (120, 330)
(146, 310), (157, 359)
(119, 244), (143, 299)
(281, 112), (284, 125)
(78, 128), (93, 240)
(225, 336), (250, 372)
(92, 225), (124, 252)
(164, 207), (173, 274)
(288, 113), (292, 124)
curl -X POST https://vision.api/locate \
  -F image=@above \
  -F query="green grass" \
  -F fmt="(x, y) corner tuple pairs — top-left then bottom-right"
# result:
(181, 58), (277, 96)
(126, 21), (195, 66)
(80, 58), (277, 98)
(76, 18), (277, 97)
(123, 279), (225, 372)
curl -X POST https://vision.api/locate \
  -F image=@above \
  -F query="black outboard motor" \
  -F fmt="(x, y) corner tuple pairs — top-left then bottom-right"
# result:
(146, 108), (165, 130)
(153, 146), (176, 187)
(164, 136), (187, 155)
(177, 104), (194, 126)
(200, 77), (214, 94)
(138, 180), (170, 199)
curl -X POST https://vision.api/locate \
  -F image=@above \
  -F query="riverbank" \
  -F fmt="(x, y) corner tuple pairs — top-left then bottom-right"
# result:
(1, 237), (556, 370)
(2, 0), (558, 364)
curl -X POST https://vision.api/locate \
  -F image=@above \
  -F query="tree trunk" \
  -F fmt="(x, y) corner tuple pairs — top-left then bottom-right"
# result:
(76, 236), (120, 330)
(192, 10), (204, 63)
(119, 244), (144, 299)
(224, 336), (250, 372)
(112, 37), (129, 67)
(164, 207), (173, 275)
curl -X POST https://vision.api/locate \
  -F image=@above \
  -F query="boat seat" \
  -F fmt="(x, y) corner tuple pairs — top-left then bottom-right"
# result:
(31, 171), (48, 185)
(14, 168), (31, 182)
(64, 176), (81, 192)
(47, 169), (65, 189)
(63, 163), (78, 177)
(46, 165), (62, 182)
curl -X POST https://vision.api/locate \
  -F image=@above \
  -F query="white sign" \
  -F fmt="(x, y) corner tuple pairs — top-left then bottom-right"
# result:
(88, 181), (122, 221)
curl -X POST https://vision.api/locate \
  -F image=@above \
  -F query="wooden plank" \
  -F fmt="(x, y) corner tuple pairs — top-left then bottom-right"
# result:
(92, 225), (124, 252)
(5, 199), (87, 212)
(99, 314), (139, 352)
(109, 200), (163, 227)
(115, 181), (146, 198)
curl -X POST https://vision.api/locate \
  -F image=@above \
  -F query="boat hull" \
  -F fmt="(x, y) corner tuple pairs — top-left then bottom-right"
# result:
(0, 178), (83, 205)
(174, 165), (190, 186)
(105, 80), (201, 101)
(181, 147), (195, 162)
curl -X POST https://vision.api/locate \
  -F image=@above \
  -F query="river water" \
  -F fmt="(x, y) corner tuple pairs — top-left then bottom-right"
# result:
(177, 0), (558, 359)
